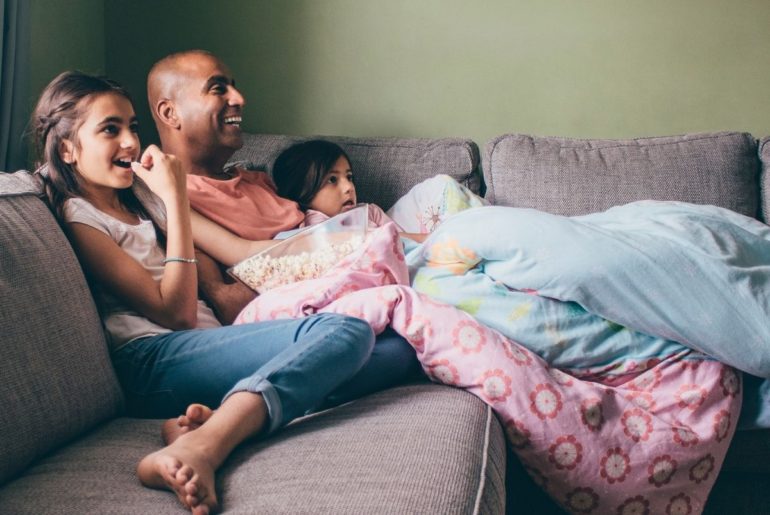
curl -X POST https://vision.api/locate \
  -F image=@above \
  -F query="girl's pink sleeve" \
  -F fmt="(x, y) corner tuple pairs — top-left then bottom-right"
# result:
(303, 209), (330, 226)
(369, 203), (403, 231)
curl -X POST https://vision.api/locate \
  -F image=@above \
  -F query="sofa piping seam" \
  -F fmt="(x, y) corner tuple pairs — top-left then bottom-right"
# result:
(760, 138), (770, 222)
(0, 191), (43, 199)
(472, 405), (493, 515)
(249, 133), (473, 150)
(483, 139), (500, 204)
(489, 132), (752, 152)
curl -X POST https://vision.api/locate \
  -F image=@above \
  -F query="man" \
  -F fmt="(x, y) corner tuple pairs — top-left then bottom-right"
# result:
(147, 49), (296, 323)
(147, 49), (421, 408)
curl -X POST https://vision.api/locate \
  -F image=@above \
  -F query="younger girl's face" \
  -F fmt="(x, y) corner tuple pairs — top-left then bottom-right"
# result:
(308, 155), (357, 217)
(62, 92), (140, 191)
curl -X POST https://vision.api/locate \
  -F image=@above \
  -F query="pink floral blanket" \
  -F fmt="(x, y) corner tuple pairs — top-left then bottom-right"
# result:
(235, 224), (740, 514)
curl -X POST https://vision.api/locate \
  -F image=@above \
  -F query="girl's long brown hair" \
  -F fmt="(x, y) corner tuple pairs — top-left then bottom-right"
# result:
(31, 70), (165, 245)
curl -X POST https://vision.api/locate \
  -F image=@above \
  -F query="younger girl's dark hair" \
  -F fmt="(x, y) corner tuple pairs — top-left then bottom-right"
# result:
(272, 139), (351, 209)
(31, 71), (164, 245)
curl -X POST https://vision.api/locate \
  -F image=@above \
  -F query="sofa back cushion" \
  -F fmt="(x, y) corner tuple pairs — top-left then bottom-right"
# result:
(483, 132), (761, 218)
(230, 134), (482, 211)
(0, 172), (123, 486)
(759, 136), (770, 222)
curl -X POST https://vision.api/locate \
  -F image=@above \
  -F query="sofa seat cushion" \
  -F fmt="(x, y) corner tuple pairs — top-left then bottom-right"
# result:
(0, 384), (506, 514)
(230, 134), (482, 211)
(483, 132), (760, 218)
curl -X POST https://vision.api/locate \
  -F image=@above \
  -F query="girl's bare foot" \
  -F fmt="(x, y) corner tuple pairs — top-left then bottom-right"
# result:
(162, 404), (215, 444)
(137, 433), (219, 514)
(139, 392), (268, 515)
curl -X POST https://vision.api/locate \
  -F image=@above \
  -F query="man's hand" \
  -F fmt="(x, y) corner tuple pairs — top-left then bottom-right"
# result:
(196, 249), (256, 324)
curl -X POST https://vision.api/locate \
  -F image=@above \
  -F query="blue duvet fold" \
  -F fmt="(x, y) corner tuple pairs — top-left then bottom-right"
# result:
(407, 201), (770, 379)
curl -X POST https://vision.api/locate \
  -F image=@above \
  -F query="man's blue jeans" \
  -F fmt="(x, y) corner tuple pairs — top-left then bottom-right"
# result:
(112, 313), (375, 434)
(323, 326), (423, 408)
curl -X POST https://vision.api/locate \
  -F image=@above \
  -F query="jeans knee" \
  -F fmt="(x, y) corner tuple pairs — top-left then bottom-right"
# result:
(315, 313), (375, 363)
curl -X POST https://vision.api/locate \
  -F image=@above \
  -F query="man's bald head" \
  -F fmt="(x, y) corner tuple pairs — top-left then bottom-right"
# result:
(147, 49), (217, 125)
(146, 50), (245, 175)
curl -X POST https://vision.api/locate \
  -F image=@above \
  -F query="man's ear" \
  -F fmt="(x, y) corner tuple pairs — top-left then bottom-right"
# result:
(59, 139), (76, 164)
(156, 99), (180, 129)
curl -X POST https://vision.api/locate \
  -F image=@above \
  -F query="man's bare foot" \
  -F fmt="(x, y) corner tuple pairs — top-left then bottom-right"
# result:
(137, 433), (219, 514)
(162, 404), (215, 444)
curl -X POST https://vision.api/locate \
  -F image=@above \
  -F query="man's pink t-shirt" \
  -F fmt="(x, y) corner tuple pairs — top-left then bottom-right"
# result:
(186, 168), (305, 240)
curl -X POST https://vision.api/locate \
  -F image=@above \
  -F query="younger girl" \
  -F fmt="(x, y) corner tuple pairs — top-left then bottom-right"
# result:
(272, 139), (427, 242)
(32, 71), (375, 514)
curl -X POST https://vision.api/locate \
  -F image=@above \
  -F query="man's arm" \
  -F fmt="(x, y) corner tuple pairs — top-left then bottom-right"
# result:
(196, 249), (256, 325)
(190, 209), (275, 266)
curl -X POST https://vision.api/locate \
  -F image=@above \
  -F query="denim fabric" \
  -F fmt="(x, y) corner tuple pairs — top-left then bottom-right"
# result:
(739, 374), (770, 430)
(112, 313), (374, 433)
(324, 327), (424, 408)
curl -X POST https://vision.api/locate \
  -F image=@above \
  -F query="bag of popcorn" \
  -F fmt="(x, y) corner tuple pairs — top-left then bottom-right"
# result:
(229, 204), (368, 293)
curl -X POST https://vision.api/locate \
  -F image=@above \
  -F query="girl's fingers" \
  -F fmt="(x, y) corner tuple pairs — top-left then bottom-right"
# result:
(131, 146), (184, 198)
(140, 153), (154, 169)
(140, 144), (163, 168)
(130, 161), (148, 177)
(133, 145), (183, 195)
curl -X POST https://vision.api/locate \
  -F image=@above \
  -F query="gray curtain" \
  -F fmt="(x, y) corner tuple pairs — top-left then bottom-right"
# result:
(0, 0), (29, 172)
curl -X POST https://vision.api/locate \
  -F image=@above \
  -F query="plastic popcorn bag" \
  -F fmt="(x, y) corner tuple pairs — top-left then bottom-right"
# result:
(229, 204), (368, 293)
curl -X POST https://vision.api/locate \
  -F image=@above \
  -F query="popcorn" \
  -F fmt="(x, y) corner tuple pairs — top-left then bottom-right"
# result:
(229, 204), (368, 292)
(232, 235), (364, 292)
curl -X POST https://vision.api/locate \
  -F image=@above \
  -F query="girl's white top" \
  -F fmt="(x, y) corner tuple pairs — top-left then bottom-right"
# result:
(63, 197), (221, 351)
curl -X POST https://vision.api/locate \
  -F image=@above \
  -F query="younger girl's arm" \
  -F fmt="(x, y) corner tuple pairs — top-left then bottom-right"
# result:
(68, 146), (199, 329)
(400, 232), (428, 243)
(369, 203), (428, 243)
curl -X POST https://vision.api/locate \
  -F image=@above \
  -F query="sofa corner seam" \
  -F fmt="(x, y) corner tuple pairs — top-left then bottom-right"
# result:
(471, 405), (494, 515)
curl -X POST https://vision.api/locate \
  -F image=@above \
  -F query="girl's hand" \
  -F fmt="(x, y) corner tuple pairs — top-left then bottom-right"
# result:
(401, 232), (428, 244)
(130, 144), (186, 204)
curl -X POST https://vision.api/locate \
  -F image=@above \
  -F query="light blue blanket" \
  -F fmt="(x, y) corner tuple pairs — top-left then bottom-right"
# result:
(406, 200), (770, 379)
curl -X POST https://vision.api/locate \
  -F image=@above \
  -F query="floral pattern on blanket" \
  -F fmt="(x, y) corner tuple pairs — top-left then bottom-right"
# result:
(386, 174), (488, 234)
(235, 223), (740, 515)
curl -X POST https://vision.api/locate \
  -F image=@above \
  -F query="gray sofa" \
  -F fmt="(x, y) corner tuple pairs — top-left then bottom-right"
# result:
(0, 131), (767, 514)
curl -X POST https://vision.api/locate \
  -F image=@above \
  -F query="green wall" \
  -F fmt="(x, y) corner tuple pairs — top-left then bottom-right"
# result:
(27, 0), (104, 166)
(33, 0), (770, 148)
(30, 0), (105, 110)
